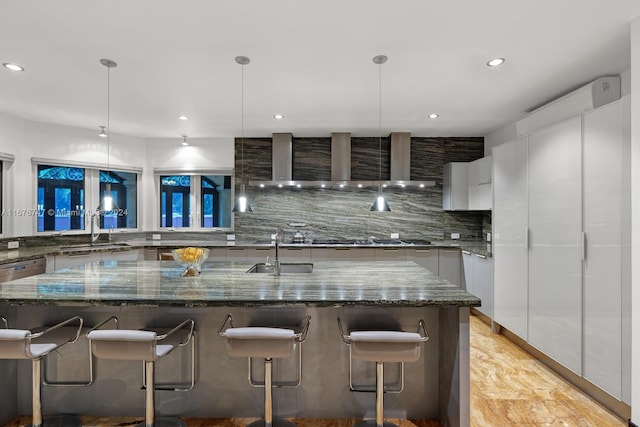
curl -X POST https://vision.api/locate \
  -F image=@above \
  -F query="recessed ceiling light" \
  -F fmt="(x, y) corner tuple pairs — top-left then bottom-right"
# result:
(3, 63), (24, 72)
(274, 114), (285, 120)
(427, 113), (439, 119)
(178, 115), (190, 121)
(486, 57), (505, 67)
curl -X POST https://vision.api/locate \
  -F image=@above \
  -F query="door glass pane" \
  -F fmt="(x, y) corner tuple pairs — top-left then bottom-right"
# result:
(99, 171), (137, 229)
(37, 165), (85, 232)
(160, 175), (190, 228)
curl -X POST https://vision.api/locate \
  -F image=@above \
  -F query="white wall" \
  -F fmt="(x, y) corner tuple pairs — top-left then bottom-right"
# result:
(630, 14), (640, 425)
(0, 113), (146, 236)
(0, 112), (237, 236)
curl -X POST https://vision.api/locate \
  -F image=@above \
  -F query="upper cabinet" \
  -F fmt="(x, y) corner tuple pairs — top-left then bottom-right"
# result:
(442, 162), (468, 210)
(443, 157), (492, 211)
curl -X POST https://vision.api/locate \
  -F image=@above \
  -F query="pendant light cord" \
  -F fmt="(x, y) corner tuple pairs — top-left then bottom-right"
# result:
(378, 59), (382, 187)
(107, 64), (110, 177)
(241, 62), (244, 186)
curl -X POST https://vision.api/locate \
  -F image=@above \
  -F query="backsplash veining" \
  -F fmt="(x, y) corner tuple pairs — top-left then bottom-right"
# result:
(234, 135), (487, 243)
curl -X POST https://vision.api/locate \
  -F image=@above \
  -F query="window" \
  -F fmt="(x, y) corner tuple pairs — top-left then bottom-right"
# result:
(159, 173), (232, 230)
(100, 170), (137, 229)
(201, 175), (232, 228)
(37, 165), (85, 232)
(35, 161), (140, 233)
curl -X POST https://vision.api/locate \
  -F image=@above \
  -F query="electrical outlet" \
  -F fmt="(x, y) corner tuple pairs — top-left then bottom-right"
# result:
(390, 233), (399, 239)
(226, 234), (236, 241)
(7, 241), (19, 249)
(152, 234), (161, 240)
(486, 232), (492, 242)
(451, 233), (460, 240)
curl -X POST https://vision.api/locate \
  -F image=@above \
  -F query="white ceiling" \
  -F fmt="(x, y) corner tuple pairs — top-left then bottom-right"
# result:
(1, 0), (639, 140)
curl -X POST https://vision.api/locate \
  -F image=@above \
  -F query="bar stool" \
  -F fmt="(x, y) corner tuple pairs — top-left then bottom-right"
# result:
(218, 313), (311, 427)
(86, 316), (195, 427)
(0, 315), (84, 427)
(337, 317), (429, 427)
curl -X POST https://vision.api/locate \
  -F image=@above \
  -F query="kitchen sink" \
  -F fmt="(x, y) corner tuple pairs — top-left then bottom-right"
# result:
(246, 262), (314, 274)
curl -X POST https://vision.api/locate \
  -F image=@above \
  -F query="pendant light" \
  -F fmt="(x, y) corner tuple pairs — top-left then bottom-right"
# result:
(100, 58), (117, 212)
(370, 54), (391, 212)
(232, 55), (253, 213)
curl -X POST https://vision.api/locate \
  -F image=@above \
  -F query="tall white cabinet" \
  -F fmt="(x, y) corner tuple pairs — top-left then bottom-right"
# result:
(528, 115), (583, 374)
(493, 136), (529, 340)
(493, 98), (631, 402)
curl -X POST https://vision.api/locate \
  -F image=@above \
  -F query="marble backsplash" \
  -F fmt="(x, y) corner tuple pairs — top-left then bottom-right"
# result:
(234, 135), (488, 243)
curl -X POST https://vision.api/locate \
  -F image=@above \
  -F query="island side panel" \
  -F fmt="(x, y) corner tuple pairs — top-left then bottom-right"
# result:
(439, 306), (470, 427)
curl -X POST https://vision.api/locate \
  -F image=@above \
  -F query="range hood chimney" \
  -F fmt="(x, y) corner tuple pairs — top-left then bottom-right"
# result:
(272, 133), (292, 181)
(390, 132), (411, 181)
(251, 130), (434, 188)
(331, 132), (351, 181)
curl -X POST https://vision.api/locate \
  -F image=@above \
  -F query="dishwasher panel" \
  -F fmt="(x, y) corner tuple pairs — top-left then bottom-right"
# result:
(0, 258), (46, 283)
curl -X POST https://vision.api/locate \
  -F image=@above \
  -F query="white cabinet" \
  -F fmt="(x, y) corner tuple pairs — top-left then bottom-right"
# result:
(528, 115), (583, 375)
(443, 162), (468, 211)
(225, 247), (248, 261)
(582, 100), (629, 400)
(461, 251), (474, 294)
(462, 251), (493, 318)
(493, 99), (631, 401)
(472, 254), (493, 318)
(406, 248), (439, 274)
(468, 156), (492, 210)
(493, 137), (529, 340)
(438, 248), (461, 286)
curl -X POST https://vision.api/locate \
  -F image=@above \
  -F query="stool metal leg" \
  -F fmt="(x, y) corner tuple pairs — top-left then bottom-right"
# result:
(135, 361), (186, 427)
(354, 362), (398, 427)
(247, 358), (297, 427)
(30, 359), (82, 427)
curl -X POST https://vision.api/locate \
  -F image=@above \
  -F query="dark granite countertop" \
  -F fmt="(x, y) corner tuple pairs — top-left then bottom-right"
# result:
(0, 239), (491, 266)
(0, 260), (481, 308)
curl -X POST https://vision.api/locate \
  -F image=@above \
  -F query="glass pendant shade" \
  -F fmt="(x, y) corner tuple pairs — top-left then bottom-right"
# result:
(232, 184), (253, 213)
(370, 193), (391, 212)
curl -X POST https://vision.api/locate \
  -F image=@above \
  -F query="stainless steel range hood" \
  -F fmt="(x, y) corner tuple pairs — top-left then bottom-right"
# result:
(250, 131), (435, 188)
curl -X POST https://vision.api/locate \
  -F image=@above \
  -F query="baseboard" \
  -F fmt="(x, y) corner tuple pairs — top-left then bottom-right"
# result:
(484, 316), (631, 422)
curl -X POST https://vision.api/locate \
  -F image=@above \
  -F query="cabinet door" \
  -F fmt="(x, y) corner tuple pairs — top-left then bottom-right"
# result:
(528, 115), (583, 374)
(247, 247), (276, 262)
(102, 250), (141, 262)
(279, 247), (311, 261)
(54, 253), (101, 270)
(438, 248), (461, 286)
(473, 255), (493, 318)
(461, 251), (474, 294)
(226, 247), (248, 261)
(493, 137), (529, 340)
(583, 101), (623, 398)
(468, 157), (492, 210)
(443, 163), (468, 210)
(374, 248), (407, 261)
(406, 248), (438, 274)
(310, 248), (374, 261)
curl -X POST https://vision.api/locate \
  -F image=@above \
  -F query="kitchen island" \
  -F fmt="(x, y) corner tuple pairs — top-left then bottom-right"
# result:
(0, 260), (479, 426)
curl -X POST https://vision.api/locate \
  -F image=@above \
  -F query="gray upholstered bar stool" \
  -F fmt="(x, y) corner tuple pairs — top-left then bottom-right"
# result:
(0, 315), (84, 427)
(337, 318), (429, 427)
(218, 313), (311, 427)
(86, 316), (195, 427)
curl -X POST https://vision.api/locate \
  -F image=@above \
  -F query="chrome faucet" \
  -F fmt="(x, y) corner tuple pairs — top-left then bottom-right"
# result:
(273, 227), (283, 276)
